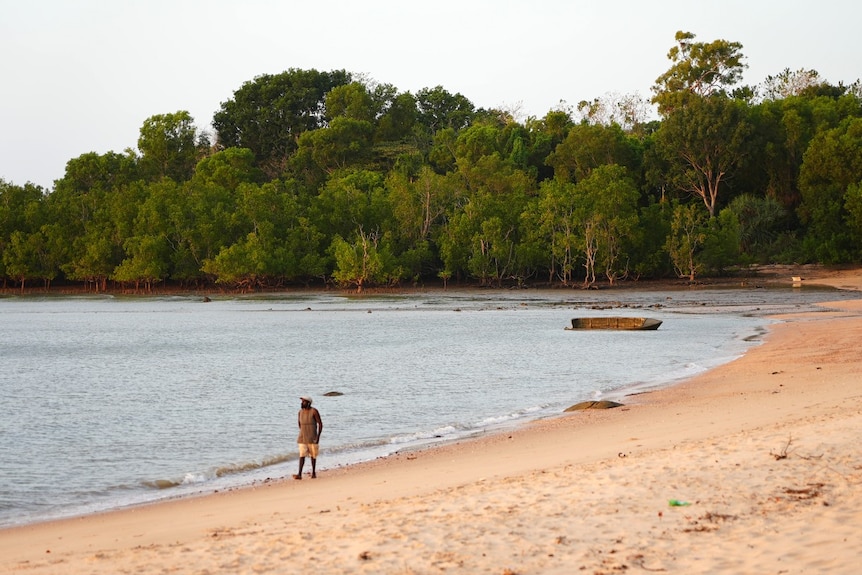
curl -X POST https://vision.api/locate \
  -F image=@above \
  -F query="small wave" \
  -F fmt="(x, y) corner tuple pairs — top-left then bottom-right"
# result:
(388, 424), (468, 445)
(477, 409), (535, 427)
(214, 454), (292, 478)
(143, 478), (182, 490)
(142, 472), (215, 490)
(181, 472), (208, 485)
(142, 454), (295, 490)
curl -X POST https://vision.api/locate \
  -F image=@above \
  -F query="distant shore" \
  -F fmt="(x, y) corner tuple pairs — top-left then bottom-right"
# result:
(2, 265), (861, 573)
(0, 263), (838, 298)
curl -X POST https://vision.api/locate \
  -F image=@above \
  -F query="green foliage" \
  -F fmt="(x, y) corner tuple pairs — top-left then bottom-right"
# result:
(213, 68), (352, 178)
(137, 111), (201, 182)
(760, 69), (825, 101)
(325, 82), (377, 122)
(414, 86), (475, 133)
(700, 208), (742, 273)
(666, 202), (707, 280)
(726, 194), (789, 259)
(798, 117), (862, 261)
(572, 164), (641, 284)
(375, 91), (418, 143)
(194, 148), (263, 189)
(202, 232), (270, 288)
(295, 117), (375, 173)
(547, 123), (640, 183)
(386, 167), (459, 246)
(113, 234), (170, 290)
(747, 91), (862, 212)
(665, 201), (742, 278)
(439, 190), (524, 287)
(656, 95), (753, 217)
(528, 178), (580, 284)
(310, 169), (387, 242)
(3, 60), (862, 291)
(330, 229), (399, 291)
(629, 201), (673, 278)
(395, 240), (436, 284)
(844, 181), (862, 243)
(652, 30), (747, 114)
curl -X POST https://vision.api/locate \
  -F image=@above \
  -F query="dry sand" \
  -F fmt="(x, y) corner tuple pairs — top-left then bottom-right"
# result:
(3, 269), (861, 574)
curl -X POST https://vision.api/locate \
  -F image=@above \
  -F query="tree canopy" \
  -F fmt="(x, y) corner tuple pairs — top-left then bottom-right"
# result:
(2, 33), (862, 293)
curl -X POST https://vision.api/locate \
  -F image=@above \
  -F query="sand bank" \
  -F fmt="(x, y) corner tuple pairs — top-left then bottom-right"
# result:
(3, 269), (861, 574)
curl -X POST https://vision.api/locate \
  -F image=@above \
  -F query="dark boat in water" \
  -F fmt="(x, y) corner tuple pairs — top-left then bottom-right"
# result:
(565, 317), (662, 331)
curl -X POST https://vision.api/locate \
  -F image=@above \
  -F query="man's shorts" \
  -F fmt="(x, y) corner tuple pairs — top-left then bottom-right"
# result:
(298, 443), (319, 458)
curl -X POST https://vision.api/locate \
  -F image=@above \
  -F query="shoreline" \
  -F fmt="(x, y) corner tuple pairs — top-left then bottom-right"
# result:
(3, 269), (861, 573)
(0, 263), (842, 298)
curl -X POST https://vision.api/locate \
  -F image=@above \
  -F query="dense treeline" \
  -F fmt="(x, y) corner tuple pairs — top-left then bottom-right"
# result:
(2, 31), (862, 292)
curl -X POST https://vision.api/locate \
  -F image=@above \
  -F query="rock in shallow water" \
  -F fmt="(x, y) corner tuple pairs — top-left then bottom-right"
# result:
(564, 400), (623, 412)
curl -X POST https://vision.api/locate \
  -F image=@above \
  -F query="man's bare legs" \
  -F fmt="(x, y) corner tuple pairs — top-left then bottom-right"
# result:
(294, 456), (317, 479)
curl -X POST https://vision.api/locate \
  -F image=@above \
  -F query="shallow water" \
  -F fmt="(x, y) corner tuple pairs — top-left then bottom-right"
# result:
(0, 285), (854, 527)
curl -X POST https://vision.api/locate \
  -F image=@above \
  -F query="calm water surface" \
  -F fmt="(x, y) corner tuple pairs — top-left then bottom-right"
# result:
(0, 285), (855, 527)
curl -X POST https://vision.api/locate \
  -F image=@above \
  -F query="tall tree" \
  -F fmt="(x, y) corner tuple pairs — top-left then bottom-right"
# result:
(137, 111), (201, 182)
(656, 96), (753, 217)
(652, 30), (747, 115)
(118, 179), (182, 286)
(0, 180), (44, 270)
(375, 91), (418, 142)
(666, 202), (707, 280)
(414, 86), (475, 133)
(798, 117), (862, 261)
(525, 109), (573, 182)
(386, 166), (459, 245)
(48, 151), (140, 290)
(747, 88), (862, 212)
(293, 117), (375, 174)
(330, 228), (397, 292)
(438, 154), (533, 286)
(547, 122), (640, 183)
(325, 82), (377, 122)
(193, 147), (263, 190)
(0, 180), (49, 289)
(202, 179), (316, 288)
(213, 68), (352, 178)
(571, 165), (641, 284)
(309, 169), (388, 244)
(759, 68), (825, 101)
(526, 178), (580, 284)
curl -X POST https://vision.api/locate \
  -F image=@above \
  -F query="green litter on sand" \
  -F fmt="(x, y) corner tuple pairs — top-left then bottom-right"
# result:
(668, 499), (691, 507)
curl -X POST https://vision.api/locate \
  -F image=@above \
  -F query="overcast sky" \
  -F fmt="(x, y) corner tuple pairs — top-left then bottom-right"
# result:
(2, 0), (860, 189)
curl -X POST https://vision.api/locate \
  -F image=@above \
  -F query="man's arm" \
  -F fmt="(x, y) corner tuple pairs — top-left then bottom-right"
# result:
(314, 409), (323, 437)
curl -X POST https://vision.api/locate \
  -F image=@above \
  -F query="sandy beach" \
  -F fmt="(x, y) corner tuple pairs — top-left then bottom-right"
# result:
(3, 269), (861, 574)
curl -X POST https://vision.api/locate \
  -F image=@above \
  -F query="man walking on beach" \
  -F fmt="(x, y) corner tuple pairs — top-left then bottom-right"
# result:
(294, 396), (323, 479)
